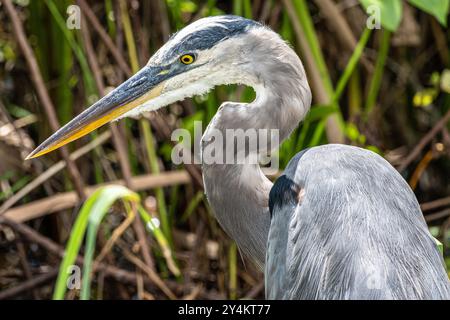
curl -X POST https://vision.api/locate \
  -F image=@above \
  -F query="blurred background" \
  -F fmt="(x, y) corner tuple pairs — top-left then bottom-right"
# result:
(0, 0), (449, 300)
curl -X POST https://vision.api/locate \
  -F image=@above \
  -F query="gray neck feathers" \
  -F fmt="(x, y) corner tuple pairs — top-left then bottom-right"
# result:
(201, 27), (311, 269)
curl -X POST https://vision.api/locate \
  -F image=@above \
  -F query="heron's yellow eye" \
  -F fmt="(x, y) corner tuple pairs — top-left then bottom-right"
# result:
(180, 54), (195, 65)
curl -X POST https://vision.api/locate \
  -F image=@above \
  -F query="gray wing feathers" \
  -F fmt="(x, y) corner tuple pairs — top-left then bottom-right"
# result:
(266, 144), (450, 299)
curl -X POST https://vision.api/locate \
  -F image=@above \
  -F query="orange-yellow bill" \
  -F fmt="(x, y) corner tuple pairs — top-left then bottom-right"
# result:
(26, 66), (168, 159)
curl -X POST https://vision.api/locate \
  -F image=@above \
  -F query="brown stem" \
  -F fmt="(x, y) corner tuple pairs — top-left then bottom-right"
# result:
(77, 0), (132, 76)
(0, 269), (58, 300)
(15, 240), (39, 299)
(314, 0), (372, 72)
(80, 15), (155, 271)
(0, 217), (180, 298)
(4, 171), (190, 223)
(398, 109), (450, 172)
(78, 0), (204, 188)
(281, 0), (344, 144)
(421, 196), (450, 212)
(2, 0), (86, 199)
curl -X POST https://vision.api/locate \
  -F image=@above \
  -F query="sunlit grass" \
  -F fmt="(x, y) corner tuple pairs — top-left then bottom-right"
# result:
(53, 185), (177, 300)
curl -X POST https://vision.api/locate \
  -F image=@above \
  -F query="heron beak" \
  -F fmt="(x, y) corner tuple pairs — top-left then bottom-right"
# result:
(26, 65), (169, 159)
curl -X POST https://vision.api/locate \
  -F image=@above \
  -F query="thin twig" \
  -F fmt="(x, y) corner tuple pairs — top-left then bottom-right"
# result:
(0, 131), (111, 215)
(4, 171), (191, 223)
(80, 9), (155, 271)
(2, 0), (86, 199)
(117, 240), (177, 299)
(244, 282), (264, 299)
(421, 196), (450, 212)
(409, 149), (433, 190)
(398, 109), (450, 172)
(94, 210), (135, 267)
(0, 217), (180, 298)
(314, 0), (372, 71)
(425, 209), (450, 223)
(281, 0), (345, 144)
(77, 0), (132, 76)
(15, 240), (39, 299)
(0, 269), (58, 300)
(80, 10), (133, 187)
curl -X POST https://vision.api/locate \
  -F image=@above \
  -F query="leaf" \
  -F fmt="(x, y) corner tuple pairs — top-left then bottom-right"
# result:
(345, 123), (361, 142)
(440, 69), (450, 93)
(434, 237), (444, 256)
(359, 0), (403, 31)
(429, 226), (440, 237)
(408, 0), (449, 26)
(366, 145), (382, 155)
(413, 88), (438, 107)
(304, 105), (338, 122)
(181, 111), (204, 133)
(180, 0), (197, 13)
(53, 185), (139, 300)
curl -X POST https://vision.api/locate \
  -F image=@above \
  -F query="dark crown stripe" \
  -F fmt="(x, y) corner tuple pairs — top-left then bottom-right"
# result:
(166, 15), (261, 59)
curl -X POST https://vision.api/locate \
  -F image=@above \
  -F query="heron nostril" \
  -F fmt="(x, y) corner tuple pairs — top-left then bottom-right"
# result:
(129, 77), (147, 88)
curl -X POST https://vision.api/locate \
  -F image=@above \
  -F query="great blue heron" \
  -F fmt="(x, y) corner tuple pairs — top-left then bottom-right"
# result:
(27, 15), (450, 299)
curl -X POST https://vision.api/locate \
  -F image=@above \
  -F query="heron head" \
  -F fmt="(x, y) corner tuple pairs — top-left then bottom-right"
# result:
(26, 15), (268, 159)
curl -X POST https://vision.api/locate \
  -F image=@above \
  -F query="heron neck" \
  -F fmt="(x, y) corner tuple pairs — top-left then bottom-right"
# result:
(202, 93), (309, 269)
(201, 49), (311, 269)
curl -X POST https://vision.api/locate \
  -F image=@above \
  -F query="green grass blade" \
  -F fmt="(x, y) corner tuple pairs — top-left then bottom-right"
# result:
(365, 30), (391, 116)
(53, 185), (139, 300)
(138, 206), (180, 277)
(228, 242), (237, 300)
(44, 0), (95, 96)
(180, 191), (204, 223)
(333, 28), (372, 103)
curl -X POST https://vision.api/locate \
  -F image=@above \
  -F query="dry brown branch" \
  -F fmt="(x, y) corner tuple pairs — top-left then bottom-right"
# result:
(281, 0), (344, 144)
(78, 0), (204, 188)
(4, 171), (191, 223)
(117, 240), (177, 299)
(425, 209), (450, 223)
(314, 0), (372, 71)
(409, 149), (433, 190)
(94, 209), (136, 267)
(1, 0), (86, 199)
(430, 19), (449, 66)
(421, 196), (450, 212)
(0, 131), (112, 214)
(15, 240), (39, 299)
(77, 0), (132, 76)
(398, 109), (450, 172)
(0, 218), (181, 298)
(0, 269), (58, 300)
(243, 282), (264, 299)
(182, 284), (203, 300)
(80, 12), (155, 271)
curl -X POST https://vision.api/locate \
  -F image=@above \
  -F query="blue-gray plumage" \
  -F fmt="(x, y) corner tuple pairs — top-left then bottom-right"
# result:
(267, 146), (450, 299)
(28, 15), (450, 299)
